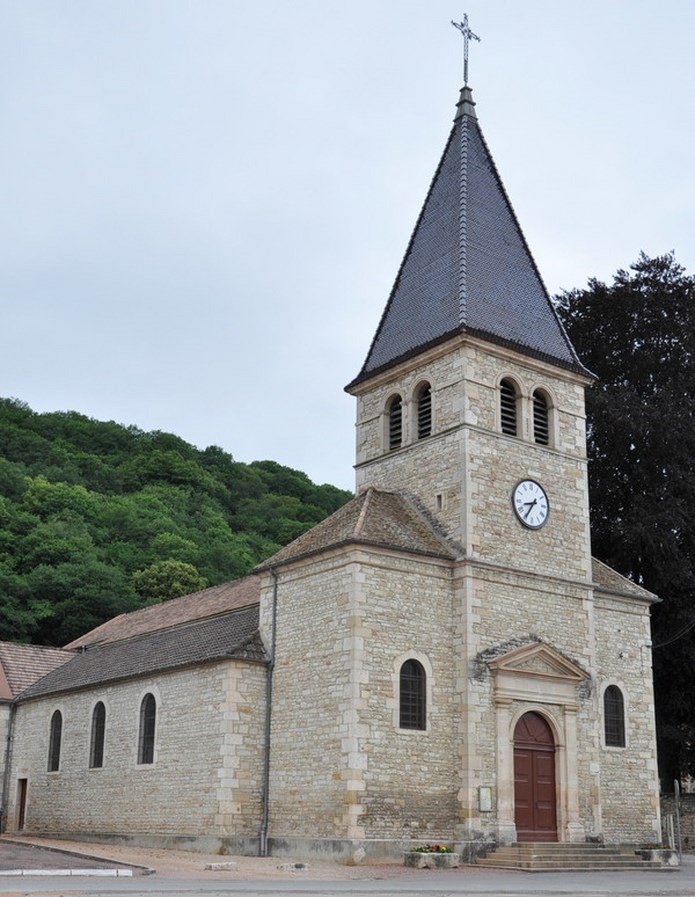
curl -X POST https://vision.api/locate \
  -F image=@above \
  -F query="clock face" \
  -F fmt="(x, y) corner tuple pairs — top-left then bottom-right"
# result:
(512, 479), (549, 530)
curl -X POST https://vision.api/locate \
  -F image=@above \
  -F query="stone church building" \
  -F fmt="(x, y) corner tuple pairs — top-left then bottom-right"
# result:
(0, 81), (661, 861)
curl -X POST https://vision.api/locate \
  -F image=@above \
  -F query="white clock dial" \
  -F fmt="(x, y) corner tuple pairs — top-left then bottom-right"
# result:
(512, 479), (549, 530)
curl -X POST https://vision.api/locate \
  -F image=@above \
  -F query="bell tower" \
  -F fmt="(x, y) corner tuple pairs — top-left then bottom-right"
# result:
(345, 83), (594, 581)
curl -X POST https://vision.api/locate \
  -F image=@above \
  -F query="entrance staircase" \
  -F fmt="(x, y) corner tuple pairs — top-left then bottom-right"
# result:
(476, 842), (673, 872)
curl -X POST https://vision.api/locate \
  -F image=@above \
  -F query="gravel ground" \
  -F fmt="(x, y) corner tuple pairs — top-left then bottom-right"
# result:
(0, 836), (420, 880)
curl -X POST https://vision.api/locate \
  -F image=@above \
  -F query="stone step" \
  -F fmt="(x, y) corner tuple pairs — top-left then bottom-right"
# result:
(476, 844), (670, 872)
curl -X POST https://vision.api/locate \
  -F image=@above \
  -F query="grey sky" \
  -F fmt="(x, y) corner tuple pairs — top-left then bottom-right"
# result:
(2, 1), (694, 492)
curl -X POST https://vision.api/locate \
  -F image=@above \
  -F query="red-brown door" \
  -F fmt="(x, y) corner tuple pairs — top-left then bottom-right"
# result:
(514, 712), (557, 842)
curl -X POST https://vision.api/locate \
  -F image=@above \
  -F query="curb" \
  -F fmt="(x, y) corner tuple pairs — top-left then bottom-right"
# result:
(0, 836), (149, 876)
(0, 867), (133, 877)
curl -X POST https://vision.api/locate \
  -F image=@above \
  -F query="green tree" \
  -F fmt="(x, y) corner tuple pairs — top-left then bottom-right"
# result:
(557, 252), (695, 782)
(0, 396), (352, 643)
(131, 559), (208, 605)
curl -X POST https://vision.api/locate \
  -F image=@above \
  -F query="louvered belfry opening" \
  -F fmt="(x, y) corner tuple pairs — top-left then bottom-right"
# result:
(500, 379), (518, 436)
(399, 659), (426, 730)
(388, 396), (403, 450)
(533, 390), (550, 445)
(417, 384), (432, 439)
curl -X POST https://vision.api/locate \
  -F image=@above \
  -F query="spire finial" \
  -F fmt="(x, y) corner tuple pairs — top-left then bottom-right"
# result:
(451, 14), (480, 86)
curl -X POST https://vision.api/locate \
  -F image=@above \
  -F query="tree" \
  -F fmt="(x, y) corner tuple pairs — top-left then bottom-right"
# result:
(557, 252), (695, 782)
(0, 397), (353, 642)
(130, 559), (208, 605)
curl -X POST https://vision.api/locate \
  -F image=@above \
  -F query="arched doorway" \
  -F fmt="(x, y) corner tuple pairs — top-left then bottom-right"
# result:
(513, 711), (558, 842)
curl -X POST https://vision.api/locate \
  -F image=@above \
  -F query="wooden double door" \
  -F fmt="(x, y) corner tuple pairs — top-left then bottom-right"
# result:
(513, 712), (558, 842)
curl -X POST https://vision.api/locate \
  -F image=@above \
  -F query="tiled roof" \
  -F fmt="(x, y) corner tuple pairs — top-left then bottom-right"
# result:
(18, 604), (264, 701)
(348, 87), (589, 389)
(591, 557), (658, 603)
(0, 643), (74, 699)
(255, 487), (458, 570)
(66, 575), (261, 650)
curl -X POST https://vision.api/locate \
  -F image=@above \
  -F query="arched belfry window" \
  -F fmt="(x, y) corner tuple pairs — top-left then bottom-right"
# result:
(48, 710), (62, 772)
(533, 389), (550, 446)
(90, 702), (106, 769)
(399, 659), (426, 730)
(387, 396), (403, 451)
(604, 685), (626, 747)
(500, 378), (518, 436)
(138, 693), (157, 764)
(416, 383), (432, 440)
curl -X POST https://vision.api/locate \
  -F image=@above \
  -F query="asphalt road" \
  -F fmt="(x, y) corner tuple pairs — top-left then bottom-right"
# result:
(0, 842), (694, 897)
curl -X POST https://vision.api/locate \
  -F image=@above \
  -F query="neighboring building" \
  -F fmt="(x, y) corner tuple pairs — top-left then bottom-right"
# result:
(0, 81), (661, 861)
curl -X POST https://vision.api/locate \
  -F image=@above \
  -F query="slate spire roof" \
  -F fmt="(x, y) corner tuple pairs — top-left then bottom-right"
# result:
(348, 86), (588, 388)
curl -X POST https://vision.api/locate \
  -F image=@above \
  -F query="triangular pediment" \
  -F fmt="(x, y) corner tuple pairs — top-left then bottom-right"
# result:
(487, 642), (587, 683)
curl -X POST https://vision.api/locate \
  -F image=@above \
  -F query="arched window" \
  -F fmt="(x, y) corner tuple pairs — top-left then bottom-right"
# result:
(138, 693), (156, 764)
(500, 379), (518, 436)
(604, 685), (626, 747)
(533, 389), (550, 445)
(399, 659), (426, 730)
(48, 710), (62, 772)
(387, 396), (403, 451)
(89, 702), (106, 769)
(416, 383), (432, 440)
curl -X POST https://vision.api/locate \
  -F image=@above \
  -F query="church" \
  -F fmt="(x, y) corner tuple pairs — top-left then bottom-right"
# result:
(0, 70), (661, 862)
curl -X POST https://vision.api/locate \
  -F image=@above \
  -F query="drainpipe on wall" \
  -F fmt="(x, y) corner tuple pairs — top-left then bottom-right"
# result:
(259, 567), (278, 857)
(1, 703), (17, 832)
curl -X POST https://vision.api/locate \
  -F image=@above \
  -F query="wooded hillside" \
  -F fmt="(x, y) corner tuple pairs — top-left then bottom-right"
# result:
(0, 398), (352, 647)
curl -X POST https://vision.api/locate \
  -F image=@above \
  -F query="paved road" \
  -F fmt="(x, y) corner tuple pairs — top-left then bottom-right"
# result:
(0, 841), (694, 897)
(0, 839), (133, 872)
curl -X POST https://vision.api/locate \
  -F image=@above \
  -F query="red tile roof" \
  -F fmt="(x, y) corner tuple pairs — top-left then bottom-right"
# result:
(0, 643), (74, 699)
(66, 575), (262, 650)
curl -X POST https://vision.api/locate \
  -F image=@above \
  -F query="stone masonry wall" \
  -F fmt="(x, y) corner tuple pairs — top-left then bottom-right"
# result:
(262, 547), (458, 845)
(6, 660), (266, 838)
(592, 595), (661, 843)
(464, 562), (596, 837)
(352, 338), (590, 567)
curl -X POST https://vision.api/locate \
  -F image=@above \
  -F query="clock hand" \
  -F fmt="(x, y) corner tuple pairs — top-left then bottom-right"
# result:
(523, 499), (537, 519)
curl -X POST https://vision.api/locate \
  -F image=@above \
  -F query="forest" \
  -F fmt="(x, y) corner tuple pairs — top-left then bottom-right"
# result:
(0, 398), (352, 647)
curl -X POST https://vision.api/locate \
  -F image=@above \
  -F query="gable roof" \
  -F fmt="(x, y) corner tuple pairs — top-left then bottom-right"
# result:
(66, 575), (261, 650)
(18, 604), (264, 702)
(0, 643), (74, 700)
(347, 87), (589, 390)
(254, 487), (458, 571)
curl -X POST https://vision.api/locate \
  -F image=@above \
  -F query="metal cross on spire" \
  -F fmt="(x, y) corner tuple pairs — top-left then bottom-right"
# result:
(451, 15), (480, 86)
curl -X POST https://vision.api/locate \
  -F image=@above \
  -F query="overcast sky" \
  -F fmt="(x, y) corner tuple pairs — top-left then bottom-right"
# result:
(2, 1), (694, 492)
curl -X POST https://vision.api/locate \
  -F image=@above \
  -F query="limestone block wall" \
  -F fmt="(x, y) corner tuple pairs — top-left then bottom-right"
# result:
(463, 563), (596, 832)
(263, 547), (457, 844)
(0, 702), (11, 822)
(592, 595), (660, 843)
(356, 553), (457, 839)
(466, 427), (591, 580)
(351, 337), (590, 562)
(6, 660), (266, 838)
(262, 555), (355, 841)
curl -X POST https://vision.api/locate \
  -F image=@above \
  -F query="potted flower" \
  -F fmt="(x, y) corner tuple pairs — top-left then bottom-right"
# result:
(404, 844), (460, 868)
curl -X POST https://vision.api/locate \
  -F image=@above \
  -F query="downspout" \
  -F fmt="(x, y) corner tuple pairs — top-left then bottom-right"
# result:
(259, 567), (278, 857)
(1, 703), (17, 832)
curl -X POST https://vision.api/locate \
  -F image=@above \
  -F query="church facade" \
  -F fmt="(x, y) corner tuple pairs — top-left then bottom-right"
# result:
(0, 81), (661, 861)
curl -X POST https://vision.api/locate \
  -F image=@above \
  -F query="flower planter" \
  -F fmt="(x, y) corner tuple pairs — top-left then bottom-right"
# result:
(404, 851), (460, 869)
(636, 848), (679, 867)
